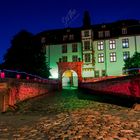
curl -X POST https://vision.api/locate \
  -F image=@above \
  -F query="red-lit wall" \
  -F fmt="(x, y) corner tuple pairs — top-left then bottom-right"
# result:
(0, 79), (59, 112)
(80, 76), (140, 98)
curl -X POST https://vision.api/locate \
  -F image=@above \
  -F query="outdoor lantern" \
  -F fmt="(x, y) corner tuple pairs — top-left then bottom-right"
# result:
(34, 78), (37, 81)
(26, 76), (29, 80)
(1, 72), (5, 78)
(16, 74), (20, 79)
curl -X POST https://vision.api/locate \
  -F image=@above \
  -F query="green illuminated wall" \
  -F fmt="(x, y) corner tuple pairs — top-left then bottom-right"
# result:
(44, 29), (140, 79)
(46, 43), (82, 78)
(94, 36), (140, 76)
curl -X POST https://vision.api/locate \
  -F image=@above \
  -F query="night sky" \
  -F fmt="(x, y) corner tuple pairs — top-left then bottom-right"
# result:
(0, 0), (140, 63)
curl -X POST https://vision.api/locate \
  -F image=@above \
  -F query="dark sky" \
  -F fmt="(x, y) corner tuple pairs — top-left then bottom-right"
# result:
(0, 0), (140, 63)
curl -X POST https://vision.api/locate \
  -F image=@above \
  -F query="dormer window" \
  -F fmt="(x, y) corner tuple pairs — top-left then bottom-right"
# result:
(84, 30), (89, 37)
(41, 37), (46, 43)
(63, 35), (68, 41)
(122, 28), (127, 34)
(105, 31), (110, 37)
(98, 31), (103, 38)
(69, 34), (74, 40)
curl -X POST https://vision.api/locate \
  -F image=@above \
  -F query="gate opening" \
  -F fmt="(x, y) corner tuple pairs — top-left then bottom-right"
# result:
(62, 70), (78, 89)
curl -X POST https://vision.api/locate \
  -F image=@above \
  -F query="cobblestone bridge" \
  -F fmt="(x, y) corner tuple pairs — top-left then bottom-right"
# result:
(0, 89), (140, 140)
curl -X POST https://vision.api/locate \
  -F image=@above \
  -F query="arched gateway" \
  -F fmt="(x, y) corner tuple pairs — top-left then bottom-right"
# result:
(57, 62), (83, 89)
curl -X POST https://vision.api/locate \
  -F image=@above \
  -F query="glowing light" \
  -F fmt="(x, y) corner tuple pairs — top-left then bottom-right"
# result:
(63, 70), (72, 77)
(26, 76), (30, 80)
(49, 69), (58, 79)
(16, 74), (20, 79)
(1, 72), (5, 78)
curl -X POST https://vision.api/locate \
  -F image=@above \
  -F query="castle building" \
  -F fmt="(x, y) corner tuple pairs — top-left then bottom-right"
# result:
(38, 19), (140, 88)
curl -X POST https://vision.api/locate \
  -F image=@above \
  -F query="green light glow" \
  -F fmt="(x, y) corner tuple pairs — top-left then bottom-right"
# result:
(49, 69), (58, 79)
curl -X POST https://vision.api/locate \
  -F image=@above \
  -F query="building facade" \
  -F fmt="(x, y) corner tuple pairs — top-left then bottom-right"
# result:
(38, 19), (140, 87)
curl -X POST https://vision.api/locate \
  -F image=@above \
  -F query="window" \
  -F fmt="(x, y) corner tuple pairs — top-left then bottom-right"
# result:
(122, 38), (129, 48)
(109, 40), (116, 49)
(72, 43), (78, 52)
(62, 56), (67, 62)
(84, 41), (90, 50)
(105, 31), (110, 37)
(41, 37), (46, 43)
(72, 55), (78, 62)
(97, 41), (104, 50)
(84, 53), (91, 62)
(63, 35), (68, 41)
(62, 44), (67, 53)
(69, 34), (74, 40)
(110, 52), (116, 62)
(123, 51), (130, 60)
(122, 28), (127, 34)
(84, 30), (89, 37)
(98, 53), (104, 63)
(95, 70), (99, 78)
(98, 31), (103, 38)
(102, 70), (106, 76)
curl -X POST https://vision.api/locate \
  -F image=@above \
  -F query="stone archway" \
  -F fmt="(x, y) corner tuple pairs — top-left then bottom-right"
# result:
(57, 62), (83, 88)
(62, 70), (78, 89)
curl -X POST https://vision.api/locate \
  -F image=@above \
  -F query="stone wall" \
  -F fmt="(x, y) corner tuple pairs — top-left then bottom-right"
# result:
(0, 79), (59, 112)
(80, 75), (140, 99)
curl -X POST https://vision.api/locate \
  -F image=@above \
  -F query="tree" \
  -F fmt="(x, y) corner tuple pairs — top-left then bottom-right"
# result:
(2, 30), (50, 78)
(82, 10), (91, 28)
(123, 52), (140, 75)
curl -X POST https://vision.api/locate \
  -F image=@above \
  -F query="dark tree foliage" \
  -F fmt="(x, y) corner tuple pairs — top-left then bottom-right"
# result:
(123, 52), (140, 75)
(2, 30), (50, 78)
(83, 10), (91, 28)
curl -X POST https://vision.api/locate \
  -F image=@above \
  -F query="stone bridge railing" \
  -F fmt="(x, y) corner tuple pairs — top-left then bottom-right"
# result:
(80, 75), (140, 99)
(0, 78), (59, 112)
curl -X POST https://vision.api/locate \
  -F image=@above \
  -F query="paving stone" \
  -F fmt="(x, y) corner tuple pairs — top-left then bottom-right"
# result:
(1, 92), (140, 139)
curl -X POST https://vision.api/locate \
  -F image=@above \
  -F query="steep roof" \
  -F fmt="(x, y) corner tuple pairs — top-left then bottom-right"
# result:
(36, 19), (140, 44)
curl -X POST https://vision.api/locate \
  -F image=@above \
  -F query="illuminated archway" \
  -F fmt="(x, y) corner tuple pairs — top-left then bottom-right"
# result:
(62, 70), (78, 89)
(57, 62), (83, 89)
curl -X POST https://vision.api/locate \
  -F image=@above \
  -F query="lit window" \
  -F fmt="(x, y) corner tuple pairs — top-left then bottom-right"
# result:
(123, 51), (130, 60)
(110, 52), (116, 62)
(122, 28), (127, 34)
(105, 31), (110, 37)
(97, 41), (104, 50)
(98, 31), (103, 38)
(72, 43), (77, 52)
(72, 55), (78, 62)
(62, 56), (67, 62)
(122, 38), (129, 48)
(84, 41), (90, 50)
(84, 30), (89, 37)
(109, 40), (116, 49)
(95, 70), (99, 78)
(62, 44), (67, 53)
(98, 53), (104, 63)
(84, 53), (91, 62)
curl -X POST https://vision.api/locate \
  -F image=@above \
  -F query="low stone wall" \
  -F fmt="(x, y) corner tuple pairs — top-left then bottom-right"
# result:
(0, 79), (59, 112)
(80, 75), (140, 99)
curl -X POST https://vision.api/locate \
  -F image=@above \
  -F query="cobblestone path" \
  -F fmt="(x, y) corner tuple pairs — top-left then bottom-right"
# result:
(0, 89), (140, 140)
